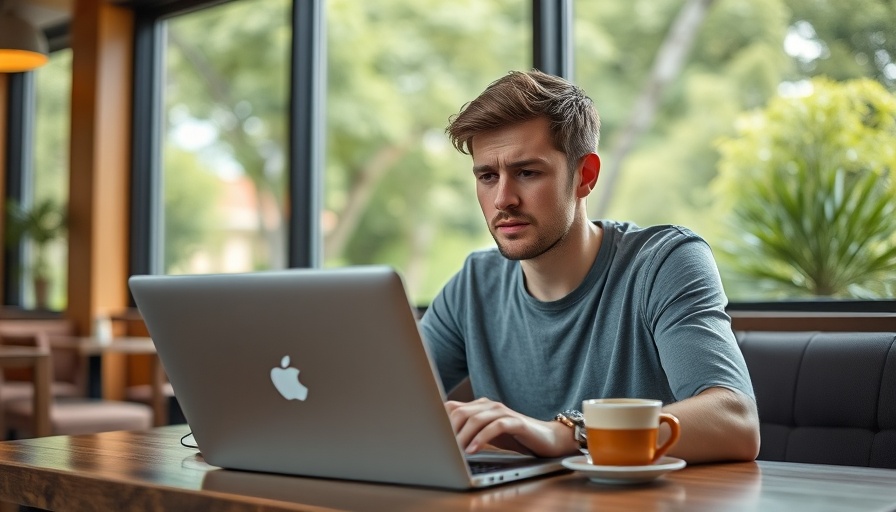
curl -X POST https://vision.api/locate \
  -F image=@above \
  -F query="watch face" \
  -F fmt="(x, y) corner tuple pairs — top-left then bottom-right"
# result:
(563, 410), (585, 426)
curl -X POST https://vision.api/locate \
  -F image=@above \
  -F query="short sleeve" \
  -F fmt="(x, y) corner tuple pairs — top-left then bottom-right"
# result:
(643, 237), (755, 401)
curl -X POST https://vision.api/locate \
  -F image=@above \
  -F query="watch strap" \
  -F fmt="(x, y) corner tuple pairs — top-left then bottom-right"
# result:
(554, 409), (587, 448)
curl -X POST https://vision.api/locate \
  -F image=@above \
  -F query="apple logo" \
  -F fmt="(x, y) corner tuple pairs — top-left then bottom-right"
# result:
(270, 355), (309, 401)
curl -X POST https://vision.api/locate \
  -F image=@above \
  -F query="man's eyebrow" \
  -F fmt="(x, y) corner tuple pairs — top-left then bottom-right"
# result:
(507, 158), (548, 169)
(472, 158), (548, 174)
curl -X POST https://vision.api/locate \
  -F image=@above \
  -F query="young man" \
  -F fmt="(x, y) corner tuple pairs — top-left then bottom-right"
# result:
(419, 70), (760, 464)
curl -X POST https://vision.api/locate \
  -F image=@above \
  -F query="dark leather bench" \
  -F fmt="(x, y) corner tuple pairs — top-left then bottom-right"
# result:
(737, 331), (896, 468)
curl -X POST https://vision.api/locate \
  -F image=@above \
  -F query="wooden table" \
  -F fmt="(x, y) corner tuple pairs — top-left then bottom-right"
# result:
(1, 426), (896, 511)
(0, 346), (51, 438)
(72, 336), (158, 356)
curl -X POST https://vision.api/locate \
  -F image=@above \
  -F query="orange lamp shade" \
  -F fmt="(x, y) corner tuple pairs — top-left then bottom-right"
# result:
(0, 12), (49, 73)
(0, 49), (48, 73)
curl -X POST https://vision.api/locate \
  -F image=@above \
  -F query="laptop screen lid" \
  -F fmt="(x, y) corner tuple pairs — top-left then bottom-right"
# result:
(129, 267), (562, 490)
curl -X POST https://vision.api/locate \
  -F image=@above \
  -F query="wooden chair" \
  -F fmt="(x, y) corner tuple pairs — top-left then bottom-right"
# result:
(0, 331), (153, 439)
(113, 309), (184, 425)
(0, 329), (83, 435)
(0, 322), (84, 406)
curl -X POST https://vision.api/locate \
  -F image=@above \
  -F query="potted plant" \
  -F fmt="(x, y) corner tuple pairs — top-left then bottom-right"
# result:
(5, 197), (67, 310)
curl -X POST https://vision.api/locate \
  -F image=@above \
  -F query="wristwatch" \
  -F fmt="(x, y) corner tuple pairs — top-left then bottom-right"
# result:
(554, 409), (587, 448)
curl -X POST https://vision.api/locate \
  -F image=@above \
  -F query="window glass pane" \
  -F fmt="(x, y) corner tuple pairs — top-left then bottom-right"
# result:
(29, 49), (72, 310)
(575, 0), (896, 301)
(324, 0), (530, 304)
(161, 0), (289, 275)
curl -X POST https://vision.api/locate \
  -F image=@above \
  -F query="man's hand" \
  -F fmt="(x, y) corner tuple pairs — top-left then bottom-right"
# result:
(445, 397), (580, 458)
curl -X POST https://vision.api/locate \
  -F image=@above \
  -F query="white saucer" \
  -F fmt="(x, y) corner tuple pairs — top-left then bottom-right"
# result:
(561, 455), (686, 485)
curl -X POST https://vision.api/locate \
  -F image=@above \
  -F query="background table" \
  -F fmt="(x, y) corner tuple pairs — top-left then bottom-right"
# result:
(54, 336), (169, 426)
(1, 425), (896, 511)
(84, 336), (169, 426)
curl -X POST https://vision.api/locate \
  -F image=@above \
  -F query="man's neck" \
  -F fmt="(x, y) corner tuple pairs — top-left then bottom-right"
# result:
(520, 217), (603, 302)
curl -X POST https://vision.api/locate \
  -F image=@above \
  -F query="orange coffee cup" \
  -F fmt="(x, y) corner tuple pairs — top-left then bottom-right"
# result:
(582, 398), (680, 466)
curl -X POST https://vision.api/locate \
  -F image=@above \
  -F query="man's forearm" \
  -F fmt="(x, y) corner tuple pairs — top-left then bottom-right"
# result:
(662, 387), (760, 464)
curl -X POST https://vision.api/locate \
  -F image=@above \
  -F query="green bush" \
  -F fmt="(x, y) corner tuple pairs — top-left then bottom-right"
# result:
(713, 77), (896, 298)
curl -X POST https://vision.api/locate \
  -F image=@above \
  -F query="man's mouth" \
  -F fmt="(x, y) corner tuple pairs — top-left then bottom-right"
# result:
(494, 219), (530, 234)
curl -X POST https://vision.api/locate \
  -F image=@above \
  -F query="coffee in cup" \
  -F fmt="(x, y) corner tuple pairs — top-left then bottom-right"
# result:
(582, 398), (680, 466)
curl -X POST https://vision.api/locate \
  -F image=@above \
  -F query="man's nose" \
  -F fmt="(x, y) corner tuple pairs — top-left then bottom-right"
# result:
(494, 177), (520, 211)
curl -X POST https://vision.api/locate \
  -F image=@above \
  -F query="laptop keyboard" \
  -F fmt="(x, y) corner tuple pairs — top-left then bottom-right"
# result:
(468, 458), (543, 475)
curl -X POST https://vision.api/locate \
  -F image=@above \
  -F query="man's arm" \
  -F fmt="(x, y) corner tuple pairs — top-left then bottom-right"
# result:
(645, 237), (760, 463)
(663, 387), (760, 463)
(447, 387), (759, 462)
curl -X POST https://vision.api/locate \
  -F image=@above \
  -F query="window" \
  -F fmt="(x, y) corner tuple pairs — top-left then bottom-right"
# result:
(4, 49), (71, 311)
(323, 0), (530, 304)
(138, 0), (531, 304)
(160, 0), (290, 274)
(29, 49), (71, 310)
(575, 0), (896, 302)
(133, 0), (893, 309)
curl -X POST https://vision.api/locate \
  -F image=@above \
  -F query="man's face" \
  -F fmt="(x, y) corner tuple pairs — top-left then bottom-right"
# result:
(471, 117), (578, 261)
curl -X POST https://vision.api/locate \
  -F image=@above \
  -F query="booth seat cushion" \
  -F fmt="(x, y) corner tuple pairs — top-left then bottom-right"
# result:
(1, 381), (82, 404)
(5, 398), (153, 437)
(736, 331), (896, 468)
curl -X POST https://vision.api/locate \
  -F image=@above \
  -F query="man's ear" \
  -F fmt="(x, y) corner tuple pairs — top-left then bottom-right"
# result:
(576, 153), (601, 198)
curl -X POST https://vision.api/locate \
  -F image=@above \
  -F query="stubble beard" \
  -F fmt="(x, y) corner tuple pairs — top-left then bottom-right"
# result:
(490, 212), (573, 261)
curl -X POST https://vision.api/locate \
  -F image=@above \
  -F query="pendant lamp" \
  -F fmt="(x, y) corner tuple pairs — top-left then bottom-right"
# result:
(0, 6), (49, 73)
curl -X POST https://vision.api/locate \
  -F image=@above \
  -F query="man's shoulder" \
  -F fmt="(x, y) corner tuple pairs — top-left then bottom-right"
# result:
(601, 220), (707, 252)
(601, 219), (703, 239)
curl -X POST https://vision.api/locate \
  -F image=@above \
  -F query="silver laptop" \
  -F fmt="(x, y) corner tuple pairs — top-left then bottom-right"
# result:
(129, 266), (565, 490)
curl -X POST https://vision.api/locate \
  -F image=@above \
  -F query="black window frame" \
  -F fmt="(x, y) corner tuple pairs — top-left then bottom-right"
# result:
(117, 0), (895, 313)
(129, 0), (325, 284)
(2, 23), (71, 309)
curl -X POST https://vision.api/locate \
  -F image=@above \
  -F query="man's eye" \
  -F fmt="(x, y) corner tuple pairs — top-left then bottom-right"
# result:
(519, 170), (538, 178)
(477, 173), (498, 183)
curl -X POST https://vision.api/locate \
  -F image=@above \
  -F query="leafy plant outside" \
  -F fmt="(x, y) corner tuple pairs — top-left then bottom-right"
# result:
(713, 77), (896, 298)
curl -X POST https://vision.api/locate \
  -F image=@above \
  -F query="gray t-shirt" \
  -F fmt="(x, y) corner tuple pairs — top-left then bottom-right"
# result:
(419, 220), (754, 421)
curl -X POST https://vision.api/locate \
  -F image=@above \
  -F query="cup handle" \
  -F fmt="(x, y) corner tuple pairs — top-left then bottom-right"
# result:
(653, 413), (681, 462)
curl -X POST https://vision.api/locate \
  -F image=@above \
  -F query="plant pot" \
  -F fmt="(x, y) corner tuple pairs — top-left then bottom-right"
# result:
(33, 276), (50, 310)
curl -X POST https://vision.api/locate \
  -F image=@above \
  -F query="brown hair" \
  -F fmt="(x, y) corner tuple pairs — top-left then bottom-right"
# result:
(446, 70), (600, 172)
